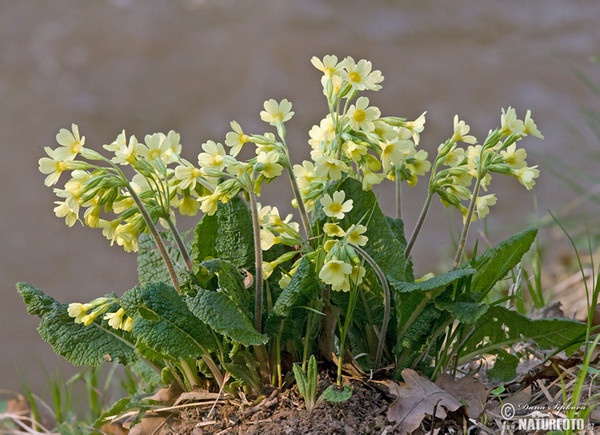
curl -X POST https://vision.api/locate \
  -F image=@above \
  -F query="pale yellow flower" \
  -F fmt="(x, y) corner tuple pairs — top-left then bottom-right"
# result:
(67, 302), (92, 323)
(225, 121), (251, 156)
(177, 194), (200, 216)
(314, 156), (349, 181)
(84, 205), (101, 228)
(347, 97), (380, 132)
(500, 144), (527, 169)
(342, 57), (384, 91)
(500, 107), (525, 136)
(104, 308), (126, 330)
(162, 130), (182, 164)
(198, 140), (227, 171)
(141, 132), (171, 162)
(442, 146), (465, 167)
(514, 165), (539, 190)
(54, 200), (79, 227)
(324, 222), (346, 237)
(451, 115), (477, 144)
(320, 190), (353, 220)
(404, 112), (427, 145)
(293, 161), (316, 189)
(475, 194), (497, 220)
(54, 124), (85, 161)
(260, 99), (294, 125)
(175, 159), (204, 190)
(406, 149), (432, 181)
(523, 110), (543, 139)
(362, 169), (385, 191)
(380, 139), (412, 172)
(260, 229), (280, 251)
(308, 116), (336, 150)
(198, 192), (221, 215)
(344, 141), (368, 162)
(256, 151), (284, 179)
(39, 147), (70, 186)
(350, 265), (367, 286)
(311, 55), (342, 78)
(319, 258), (353, 291)
(346, 224), (368, 246)
(104, 132), (143, 166)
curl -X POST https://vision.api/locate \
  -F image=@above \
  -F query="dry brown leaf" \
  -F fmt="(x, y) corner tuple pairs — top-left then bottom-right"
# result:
(128, 413), (176, 435)
(436, 374), (489, 418)
(387, 368), (464, 433)
(145, 381), (184, 405)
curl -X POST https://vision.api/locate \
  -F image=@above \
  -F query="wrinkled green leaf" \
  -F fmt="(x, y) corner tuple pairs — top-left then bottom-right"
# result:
(137, 231), (186, 285)
(186, 288), (267, 346)
(434, 301), (489, 324)
(192, 196), (254, 270)
(470, 227), (537, 299)
(121, 282), (217, 360)
(386, 216), (414, 281)
(201, 259), (252, 312)
(17, 282), (137, 366)
(461, 305), (587, 365)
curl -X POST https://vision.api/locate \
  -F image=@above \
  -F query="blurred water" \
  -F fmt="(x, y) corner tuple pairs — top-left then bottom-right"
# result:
(2, 0), (600, 394)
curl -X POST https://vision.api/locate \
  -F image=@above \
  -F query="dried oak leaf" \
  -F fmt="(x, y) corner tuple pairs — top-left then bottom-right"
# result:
(387, 368), (464, 433)
(435, 373), (489, 418)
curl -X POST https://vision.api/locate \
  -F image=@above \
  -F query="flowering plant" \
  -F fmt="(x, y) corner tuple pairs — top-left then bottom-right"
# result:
(19, 55), (586, 414)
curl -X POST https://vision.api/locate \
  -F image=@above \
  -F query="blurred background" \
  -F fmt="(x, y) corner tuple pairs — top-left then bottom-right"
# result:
(2, 0), (600, 394)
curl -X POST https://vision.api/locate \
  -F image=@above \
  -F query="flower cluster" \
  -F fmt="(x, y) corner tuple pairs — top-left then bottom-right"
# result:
(426, 108), (542, 221)
(317, 190), (368, 292)
(67, 297), (131, 331)
(291, 55), (430, 213)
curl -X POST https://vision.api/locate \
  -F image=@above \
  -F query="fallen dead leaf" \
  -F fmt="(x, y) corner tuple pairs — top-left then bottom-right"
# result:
(436, 373), (489, 418)
(387, 368), (464, 434)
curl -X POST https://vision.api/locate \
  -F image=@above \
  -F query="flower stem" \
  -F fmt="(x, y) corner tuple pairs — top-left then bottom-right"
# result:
(452, 175), (482, 269)
(286, 165), (312, 240)
(165, 216), (193, 272)
(395, 167), (402, 220)
(248, 183), (264, 333)
(127, 185), (180, 292)
(350, 243), (390, 369)
(404, 191), (433, 258)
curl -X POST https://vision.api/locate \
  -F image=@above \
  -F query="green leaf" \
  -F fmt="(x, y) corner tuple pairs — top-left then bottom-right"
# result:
(320, 384), (352, 403)
(192, 196), (254, 270)
(265, 256), (320, 338)
(487, 349), (520, 382)
(186, 288), (267, 346)
(434, 301), (489, 324)
(460, 305), (587, 366)
(292, 364), (308, 399)
(17, 282), (137, 366)
(121, 282), (217, 360)
(201, 259), (252, 312)
(386, 216), (414, 281)
(390, 268), (474, 294)
(470, 227), (537, 299)
(137, 231), (185, 286)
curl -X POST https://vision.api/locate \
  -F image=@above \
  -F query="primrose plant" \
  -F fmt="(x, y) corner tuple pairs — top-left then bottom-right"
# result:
(19, 55), (587, 410)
